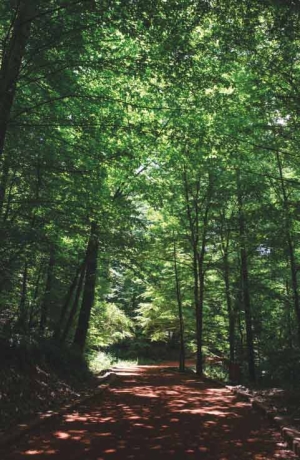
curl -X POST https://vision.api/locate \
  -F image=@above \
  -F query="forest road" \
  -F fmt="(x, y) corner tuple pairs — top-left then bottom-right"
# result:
(2, 363), (297, 460)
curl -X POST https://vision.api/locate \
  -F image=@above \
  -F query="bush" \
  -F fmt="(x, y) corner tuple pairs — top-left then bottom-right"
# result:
(258, 348), (300, 385)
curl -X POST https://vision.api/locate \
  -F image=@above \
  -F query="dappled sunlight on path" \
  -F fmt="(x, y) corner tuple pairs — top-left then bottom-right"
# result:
(2, 363), (296, 460)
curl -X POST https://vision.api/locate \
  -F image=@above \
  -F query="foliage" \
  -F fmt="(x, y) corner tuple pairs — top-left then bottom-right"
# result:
(88, 350), (137, 374)
(0, 0), (300, 384)
(88, 301), (134, 348)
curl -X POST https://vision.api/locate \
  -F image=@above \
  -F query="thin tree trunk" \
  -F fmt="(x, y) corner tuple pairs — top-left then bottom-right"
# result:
(183, 167), (211, 377)
(285, 279), (293, 349)
(73, 222), (98, 353)
(225, 275), (235, 363)
(0, 1), (34, 209)
(192, 247), (202, 375)
(223, 250), (240, 382)
(173, 236), (185, 372)
(18, 260), (28, 330)
(60, 261), (86, 344)
(276, 151), (300, 346)
(236, 277), (244, 365)
(53, 261), (84, 340)
(39, 247), (55, 335)
(222, 241), (235, 364)
(196, 200), (210, 376)
(237, 173), (256, 382)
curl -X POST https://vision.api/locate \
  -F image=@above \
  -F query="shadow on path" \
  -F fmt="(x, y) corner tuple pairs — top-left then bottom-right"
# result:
(2, 364), (297, 460)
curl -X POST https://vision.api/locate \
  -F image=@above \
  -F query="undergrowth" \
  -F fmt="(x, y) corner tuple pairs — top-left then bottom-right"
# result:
(88, 350), (137, 373)
(204, 363), (228, 382)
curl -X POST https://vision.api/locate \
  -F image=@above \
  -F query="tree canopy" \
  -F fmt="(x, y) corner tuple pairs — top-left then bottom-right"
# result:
(1, 0), (300, 383)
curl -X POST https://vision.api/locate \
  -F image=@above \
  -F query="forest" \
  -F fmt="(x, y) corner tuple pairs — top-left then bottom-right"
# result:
(1, 0), (300, 390)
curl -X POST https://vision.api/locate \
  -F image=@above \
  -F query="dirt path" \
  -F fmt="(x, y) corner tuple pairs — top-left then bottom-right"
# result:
(2, 364), (297, 460)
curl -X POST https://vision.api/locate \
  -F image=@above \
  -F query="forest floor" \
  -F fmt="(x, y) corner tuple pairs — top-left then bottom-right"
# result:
(0, 344), (100, 436)
(1, 363), (297, 460)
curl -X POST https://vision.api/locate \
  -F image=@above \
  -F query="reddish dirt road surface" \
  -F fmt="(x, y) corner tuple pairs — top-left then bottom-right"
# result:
(2, 364), (297, 460)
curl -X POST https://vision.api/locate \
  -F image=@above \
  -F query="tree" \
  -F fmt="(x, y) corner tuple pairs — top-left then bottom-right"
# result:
(0, 0), (300, 384)
(73, 222), (99, 353)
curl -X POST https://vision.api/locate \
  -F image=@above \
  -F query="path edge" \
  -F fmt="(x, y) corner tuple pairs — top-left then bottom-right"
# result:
(228, 386), (300, 458)
(0, 371), (117, 450)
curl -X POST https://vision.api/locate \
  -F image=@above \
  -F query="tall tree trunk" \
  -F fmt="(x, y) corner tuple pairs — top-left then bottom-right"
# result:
(173, 237), (185, 372)
(237, 173), (256, 382)
(236, 278), (244, 364)
(183, 167), (201, 374)
(73, 222), (98, 353)
(223, 250), (241, 382)
(276, 151), (300, 346)
(196, 200), (210, 376)
(53, 261), (84, 340)
(39, 247), (55, 335)
(60, 261), (86, 344)
(183, 167), (212, 376)
(285, 279), (293, 349)
(222, 239), (235, 364)
(192, 247), (202, 375)
(0, 1), (34, 210)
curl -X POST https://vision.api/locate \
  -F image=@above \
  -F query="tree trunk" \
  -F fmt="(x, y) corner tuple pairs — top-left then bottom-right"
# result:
(73, 222), (98, 353)
(223, 244), (235, 364)
(183, 168), (212, 376)
(276, 151), (300, 346)
(285, 279), (293, 349)
(53, 261), (84, 340)
(173, 237), (185, 372)
(60, 260), (86, 344)
(39, 247), (55, 335)
(183, 168), (201, 374)
(18, 260), (28, 330)
(196, 200), (210, 376)
(237, 173), (256, 382)
(224, 256), (240, 383)
(192, 247), (202, 375)
(236, 280), (244, 365)
(0, 1), (34, 209)
(196, 257), (204, 376)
